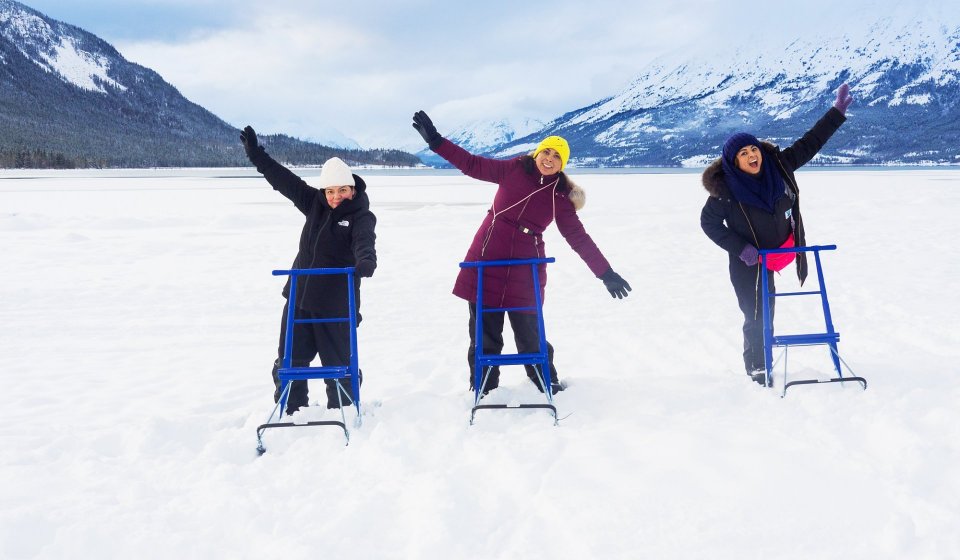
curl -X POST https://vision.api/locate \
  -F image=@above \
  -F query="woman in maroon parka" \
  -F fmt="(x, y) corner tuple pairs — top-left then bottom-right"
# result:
(412, 110), (631, 396)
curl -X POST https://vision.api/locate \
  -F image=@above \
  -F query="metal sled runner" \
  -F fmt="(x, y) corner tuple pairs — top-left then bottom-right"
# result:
(256, 267), (361, 454)
(758, 244), (867, 397)
(461, 257), (559, 425)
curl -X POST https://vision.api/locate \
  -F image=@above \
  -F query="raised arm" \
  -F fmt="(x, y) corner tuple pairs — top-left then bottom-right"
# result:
(412, 110), (512, 183)
(241, 125), (317, 215)
(779, 84), (851, 172)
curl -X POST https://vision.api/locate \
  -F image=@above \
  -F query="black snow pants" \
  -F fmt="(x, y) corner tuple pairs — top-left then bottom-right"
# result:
(729, 260), (775, 374)
(271, 301), (357, 413)
(467, 303), (560, 395)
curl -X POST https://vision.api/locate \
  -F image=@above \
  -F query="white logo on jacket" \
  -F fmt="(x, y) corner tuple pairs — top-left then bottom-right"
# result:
(338, 220), (350, 227)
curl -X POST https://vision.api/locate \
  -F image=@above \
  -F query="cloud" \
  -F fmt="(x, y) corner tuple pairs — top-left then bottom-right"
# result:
(103, 0), (729, 148)
(27, 0), (946, 149)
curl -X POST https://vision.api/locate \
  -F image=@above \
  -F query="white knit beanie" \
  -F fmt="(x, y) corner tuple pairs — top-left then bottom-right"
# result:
(317, 157), (355, 189)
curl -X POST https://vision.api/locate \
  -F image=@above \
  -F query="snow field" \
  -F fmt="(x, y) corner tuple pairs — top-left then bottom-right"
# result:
(1, 168), (958, 559)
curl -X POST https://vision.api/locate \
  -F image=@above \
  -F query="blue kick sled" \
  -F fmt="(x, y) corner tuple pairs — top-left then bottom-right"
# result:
(461, 257), (559, 425)
(256, 267), (361, 454)
(758, 244), (867, 397)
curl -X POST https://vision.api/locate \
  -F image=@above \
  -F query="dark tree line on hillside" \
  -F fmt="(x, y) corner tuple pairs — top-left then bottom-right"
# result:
(0, 149), (103, 168)
(258, 134), (421, 168)
(0, 114), (421, 169)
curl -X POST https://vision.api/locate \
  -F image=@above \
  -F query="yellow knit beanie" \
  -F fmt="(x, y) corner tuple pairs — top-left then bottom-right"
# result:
(531, 136), (570, 170)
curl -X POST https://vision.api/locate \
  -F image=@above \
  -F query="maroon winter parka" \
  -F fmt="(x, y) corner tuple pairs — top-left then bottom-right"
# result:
(434, 139), (610, 309)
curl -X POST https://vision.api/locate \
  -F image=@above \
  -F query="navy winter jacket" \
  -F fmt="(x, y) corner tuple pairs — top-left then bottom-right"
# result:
(700, 107), (846, 285)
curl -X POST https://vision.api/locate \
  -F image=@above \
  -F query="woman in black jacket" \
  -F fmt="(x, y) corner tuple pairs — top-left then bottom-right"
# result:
(241, 126), (377, 411)
(700, 84), (852, 384)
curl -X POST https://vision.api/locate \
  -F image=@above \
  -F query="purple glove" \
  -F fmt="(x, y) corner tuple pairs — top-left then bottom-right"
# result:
(739, 244), (759, 266)
(833, 83), (853, 115)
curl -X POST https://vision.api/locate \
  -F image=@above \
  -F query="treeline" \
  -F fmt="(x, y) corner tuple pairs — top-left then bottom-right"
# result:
(259, 134), (421, 168)
(0, 149), (106, 169)
(0, 124), (422, 169)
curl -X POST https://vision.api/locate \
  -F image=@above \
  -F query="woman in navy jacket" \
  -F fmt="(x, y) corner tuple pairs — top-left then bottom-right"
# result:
(700, 84), (852, 384)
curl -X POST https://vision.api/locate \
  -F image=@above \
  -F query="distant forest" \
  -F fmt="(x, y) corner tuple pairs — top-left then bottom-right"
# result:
(0, 140), (421, 170)
(0, 149), (101, 168)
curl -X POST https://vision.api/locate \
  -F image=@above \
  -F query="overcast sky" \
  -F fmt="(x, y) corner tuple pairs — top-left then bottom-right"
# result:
(22, 0), (950, 149)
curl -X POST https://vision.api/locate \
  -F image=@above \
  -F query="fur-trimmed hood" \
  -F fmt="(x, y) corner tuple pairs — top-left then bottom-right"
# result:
(701, 141), (778, 198)
(566, 176), (586, 210)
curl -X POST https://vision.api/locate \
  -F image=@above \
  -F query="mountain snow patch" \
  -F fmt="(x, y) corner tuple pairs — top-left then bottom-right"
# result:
(37, 37), (126, 93)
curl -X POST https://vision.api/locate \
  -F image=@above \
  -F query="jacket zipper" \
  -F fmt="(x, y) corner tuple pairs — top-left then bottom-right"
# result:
(299, 211), (333, 308)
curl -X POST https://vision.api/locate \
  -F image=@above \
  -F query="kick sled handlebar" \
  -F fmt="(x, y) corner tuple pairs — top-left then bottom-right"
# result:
(758, 244), (837, 256)
(459, 257), (555, 269)
(272, 266), (356, 276)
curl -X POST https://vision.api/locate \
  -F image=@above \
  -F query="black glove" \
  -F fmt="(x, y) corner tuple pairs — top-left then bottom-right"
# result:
(355, 260), (376, 278)
(239, 125), (265, 163)
(412, 110), (443, 150)
(600, 268), (631, 299)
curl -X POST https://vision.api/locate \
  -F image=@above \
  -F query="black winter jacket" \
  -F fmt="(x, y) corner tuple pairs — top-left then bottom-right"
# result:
(700, 107), (846, 285)
(251, 150), (377, 317)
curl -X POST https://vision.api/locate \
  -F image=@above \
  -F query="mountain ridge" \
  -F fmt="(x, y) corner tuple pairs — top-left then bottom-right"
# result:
(447, 13), (960, 167)
(0, 0), (419, 168)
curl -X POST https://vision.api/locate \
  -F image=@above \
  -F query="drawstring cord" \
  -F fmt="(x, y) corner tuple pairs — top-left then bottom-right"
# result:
(479, 176), (558, 256)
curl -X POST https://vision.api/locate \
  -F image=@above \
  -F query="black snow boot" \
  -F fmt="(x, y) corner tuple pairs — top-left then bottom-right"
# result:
(526, 368), (564, 395)
(749, 370), (769, 386)
(326, 370), (362, 409)
(470, 366), (500, 397)
(325, 380), (351, 409)
(272, 358), (309, 414)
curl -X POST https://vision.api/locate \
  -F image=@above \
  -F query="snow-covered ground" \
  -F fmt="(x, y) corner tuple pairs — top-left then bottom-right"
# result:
(1, 168), (958, 559)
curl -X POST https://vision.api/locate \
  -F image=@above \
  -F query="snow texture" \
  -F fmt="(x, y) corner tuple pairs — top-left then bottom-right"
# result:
(1, 168), (959, 559)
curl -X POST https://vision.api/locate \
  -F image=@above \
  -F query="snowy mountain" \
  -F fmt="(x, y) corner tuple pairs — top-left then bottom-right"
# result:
(475, 15), (960, 166)
(446, 116), (545, 153)
(0, 0), (417, 168)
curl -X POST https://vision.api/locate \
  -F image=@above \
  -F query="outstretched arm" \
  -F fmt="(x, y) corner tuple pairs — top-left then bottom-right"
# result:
(555, 205), (630, 299)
